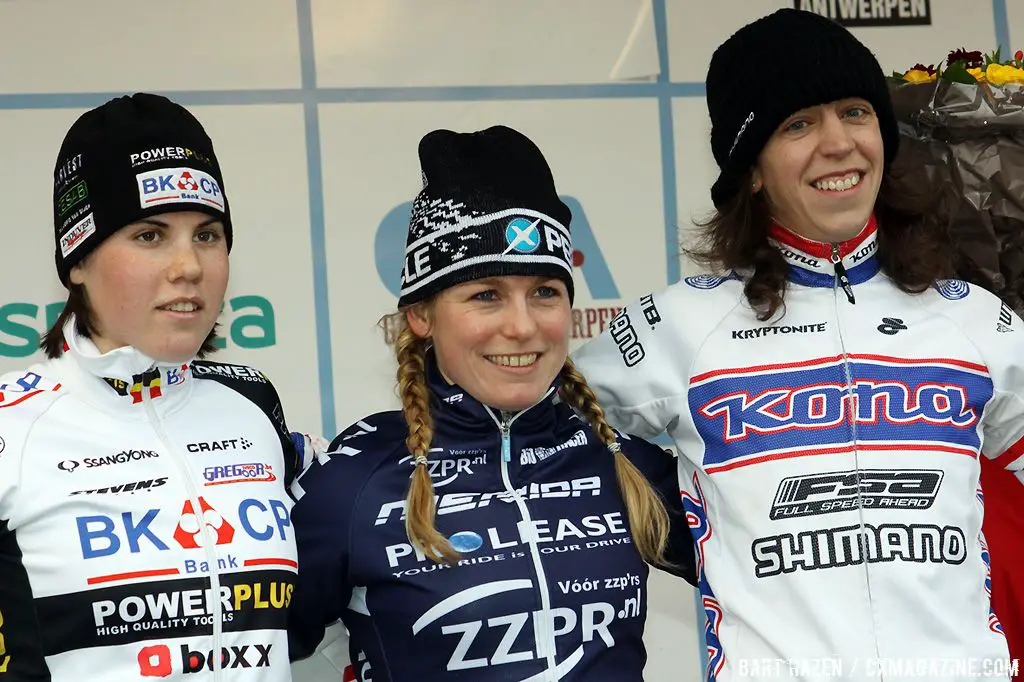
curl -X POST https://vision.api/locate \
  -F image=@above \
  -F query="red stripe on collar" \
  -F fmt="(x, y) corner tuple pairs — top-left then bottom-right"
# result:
(769, 214), (878, 258)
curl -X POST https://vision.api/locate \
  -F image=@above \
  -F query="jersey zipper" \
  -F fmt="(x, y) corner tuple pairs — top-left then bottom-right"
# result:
(831, 242), (856, 305)
(141, 370), (225, 679)
(486, 389), (558, 680)
(830, 278), (884, 679)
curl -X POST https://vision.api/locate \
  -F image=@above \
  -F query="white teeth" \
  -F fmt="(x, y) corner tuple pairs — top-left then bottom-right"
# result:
(814, 172), (861, 192)
(487, 353), (538, 367)
(164, 302), (198, 312)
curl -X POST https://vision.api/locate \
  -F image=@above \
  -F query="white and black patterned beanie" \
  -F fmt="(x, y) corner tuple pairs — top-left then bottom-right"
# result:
(397, 125), (574, 308)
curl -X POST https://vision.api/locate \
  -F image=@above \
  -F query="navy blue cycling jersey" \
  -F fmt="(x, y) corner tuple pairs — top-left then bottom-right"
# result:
(288, 355), (696, 680)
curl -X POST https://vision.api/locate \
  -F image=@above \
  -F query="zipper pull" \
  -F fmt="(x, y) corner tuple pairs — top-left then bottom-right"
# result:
(500, 419), (512, 463)
(830, 243), (856, 304)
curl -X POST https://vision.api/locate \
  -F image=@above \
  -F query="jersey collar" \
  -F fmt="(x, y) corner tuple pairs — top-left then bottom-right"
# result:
(768, 214), (881, 288)
(59, 317), (195, 408)
(425, 348), (559, 435)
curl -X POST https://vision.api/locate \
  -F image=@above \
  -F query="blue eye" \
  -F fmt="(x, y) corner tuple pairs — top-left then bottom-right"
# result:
(536, 286), (559, 298)
(844, 106), (871, 119)
(472, 289), (497, 302)
(785, 119), (807, 133)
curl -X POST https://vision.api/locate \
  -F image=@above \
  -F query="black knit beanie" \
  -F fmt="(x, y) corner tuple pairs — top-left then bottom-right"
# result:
(397, 125), (574, 307)
(706, 8), (898, 209)
(53, 93), (231, 285)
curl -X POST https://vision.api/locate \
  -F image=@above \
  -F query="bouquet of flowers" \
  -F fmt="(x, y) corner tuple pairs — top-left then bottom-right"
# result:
(889, 48), (1024, 313)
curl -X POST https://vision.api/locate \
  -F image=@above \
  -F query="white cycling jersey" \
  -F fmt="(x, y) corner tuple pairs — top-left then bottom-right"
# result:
(573, 217), (1024, 682)
(0, 321), (304, 680)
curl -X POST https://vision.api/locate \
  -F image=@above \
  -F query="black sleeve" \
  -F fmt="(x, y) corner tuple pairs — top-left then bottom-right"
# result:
(620, 435), (698, 586)
(0, 520), (51, 678)
(191, 361), (303, 486)
(287, 412), (402, 661)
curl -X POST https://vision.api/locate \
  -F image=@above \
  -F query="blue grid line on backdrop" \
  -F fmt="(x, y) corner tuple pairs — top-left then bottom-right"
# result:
(0, 1), (1012, 673)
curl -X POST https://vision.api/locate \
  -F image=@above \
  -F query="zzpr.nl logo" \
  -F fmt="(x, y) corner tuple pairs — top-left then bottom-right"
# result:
(138, 643), (273, 676)
(411, 579), (640, 673)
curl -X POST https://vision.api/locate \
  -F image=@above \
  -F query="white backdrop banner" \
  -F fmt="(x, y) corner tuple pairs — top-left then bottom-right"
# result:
(0, 1), (1014, 679)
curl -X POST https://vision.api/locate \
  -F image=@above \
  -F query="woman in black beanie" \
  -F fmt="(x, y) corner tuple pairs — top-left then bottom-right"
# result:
(574, 8), (1023, 681)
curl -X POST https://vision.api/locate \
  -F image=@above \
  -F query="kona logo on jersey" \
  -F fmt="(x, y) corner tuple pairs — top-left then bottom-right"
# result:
(386, 512), (629, 569)
(59, 450), (160, 473)
(690, 356), (992, 473)
(70, 477), (168, 496)
(375, 477), (601, 525)
(771, 469), (943, 519)
(203, 463), (276, 486)
(411, 580), (640, 673)
(191, 363), (267, 382)
(752, 522), (967, 578)
(520, 430), (588, 465)
(851, 240), (879, 263)
(136, 167), (224, 211)
(399, 450), (485, 488)
(187, 438), (252, 453)
(137, 643), (273, 676)
(731, 323), (826, 340)
(778, 248), (821, 269)
(76, 497), (291, 559)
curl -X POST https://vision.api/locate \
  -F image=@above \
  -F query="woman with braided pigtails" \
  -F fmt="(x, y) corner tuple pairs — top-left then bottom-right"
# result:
(287, 125), (696, 681)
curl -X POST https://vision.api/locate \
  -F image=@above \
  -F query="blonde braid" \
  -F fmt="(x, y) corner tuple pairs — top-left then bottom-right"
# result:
(395, 325), (460, 564)
(559, 359), (670, 565)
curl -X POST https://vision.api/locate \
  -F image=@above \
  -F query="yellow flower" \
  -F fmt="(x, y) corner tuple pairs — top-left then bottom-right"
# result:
(986, 63), (1024, 85)
(903, 69), (936, 83)
(967, 67), (986, 82)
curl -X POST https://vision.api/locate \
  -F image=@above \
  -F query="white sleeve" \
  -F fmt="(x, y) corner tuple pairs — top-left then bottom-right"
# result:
(571, 289), (691, 439)
(956, 294), (1024, 486)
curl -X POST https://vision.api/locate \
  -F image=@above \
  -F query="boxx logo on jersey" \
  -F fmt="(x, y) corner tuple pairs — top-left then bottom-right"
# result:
(136, 167), (224, 212)
(138, 642), (273, 676)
